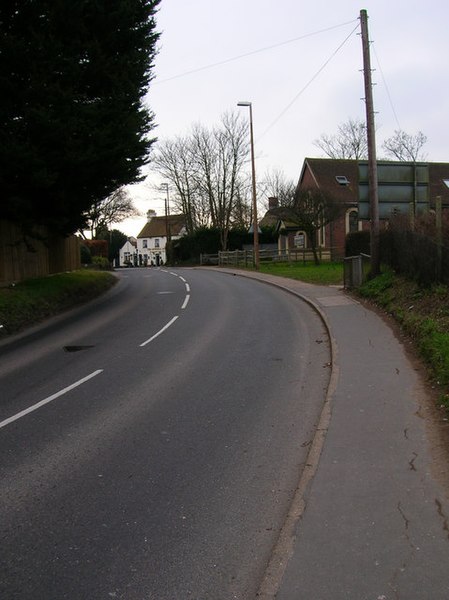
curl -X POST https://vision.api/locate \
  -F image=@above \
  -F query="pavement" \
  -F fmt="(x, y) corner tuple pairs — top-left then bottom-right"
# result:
(209, 268), (449, 600)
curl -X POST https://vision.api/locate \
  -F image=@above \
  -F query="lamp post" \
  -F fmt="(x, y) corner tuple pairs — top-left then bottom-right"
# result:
(160, 183), (171, 264)
(237, 101), (259, 269)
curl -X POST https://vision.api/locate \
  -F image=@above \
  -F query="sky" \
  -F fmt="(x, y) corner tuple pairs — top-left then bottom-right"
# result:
(119, 0), (449, 236)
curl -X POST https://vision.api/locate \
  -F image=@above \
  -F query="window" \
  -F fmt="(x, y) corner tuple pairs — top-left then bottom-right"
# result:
(347, 209), (359, 234)
(142, 239), (148, 248)
(336, 175), (349, 186)
(154, 238), (160, 248)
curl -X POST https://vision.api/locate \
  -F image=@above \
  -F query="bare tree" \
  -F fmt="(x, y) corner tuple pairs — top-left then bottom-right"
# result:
(151, 137), (204, 233)
(231, 181), (252, 229)
(262, 168), (296, 207)
(152, 112), (249, 249)
(191, 113), (249, 249)
(313, 118), (368, 160)
(83, 187), (139, 239)
(382, 130), (427, 161)
(271, 188), (342, 264)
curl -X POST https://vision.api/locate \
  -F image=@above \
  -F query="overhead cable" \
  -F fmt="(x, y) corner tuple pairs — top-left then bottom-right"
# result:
(258, 22), (360, 140)
(154, 19), (359, 85)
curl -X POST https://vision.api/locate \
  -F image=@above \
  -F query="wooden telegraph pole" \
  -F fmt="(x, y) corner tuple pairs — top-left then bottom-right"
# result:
(360, 9), (380, 276)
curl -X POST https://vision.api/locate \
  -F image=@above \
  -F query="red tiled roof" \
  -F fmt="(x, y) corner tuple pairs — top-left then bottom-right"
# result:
(300, 158), (449, 207)
(300, 158), (359, 205)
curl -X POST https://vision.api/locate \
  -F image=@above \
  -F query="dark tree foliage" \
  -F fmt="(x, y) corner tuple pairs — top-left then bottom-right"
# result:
(0, 0), (160, 235)
(97, 228), (128, 263)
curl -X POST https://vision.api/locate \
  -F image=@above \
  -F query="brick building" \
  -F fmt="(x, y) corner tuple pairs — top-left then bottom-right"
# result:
(261, 158), (449, 260)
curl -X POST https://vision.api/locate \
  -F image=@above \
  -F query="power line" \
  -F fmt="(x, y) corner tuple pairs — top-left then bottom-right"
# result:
(258, 21), (360, 140)
(154, 19), (359, 85)
(372, 43), (402, 130)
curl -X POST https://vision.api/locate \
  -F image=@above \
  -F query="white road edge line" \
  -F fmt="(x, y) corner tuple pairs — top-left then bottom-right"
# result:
(181, 295), (190, 310)
(185, 283), (190, 293)
(0, 370), (104, 430)
(140, 316), (179, 347)
(179, 276), (186, 283)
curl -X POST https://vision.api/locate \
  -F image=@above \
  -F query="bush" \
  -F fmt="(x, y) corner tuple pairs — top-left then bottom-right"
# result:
(345, 230), (370, 256)
(378, 214), (449, 286)
(92, 256), (111, 270)
(379, 229), (442, 286)
(80, 244), (92, 264)
(83, 239), (108, 258)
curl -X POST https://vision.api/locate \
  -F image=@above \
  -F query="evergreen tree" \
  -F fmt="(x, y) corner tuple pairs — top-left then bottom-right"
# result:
(0, 0), (160, 235)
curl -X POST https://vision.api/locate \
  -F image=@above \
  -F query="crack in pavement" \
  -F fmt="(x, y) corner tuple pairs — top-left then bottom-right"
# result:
(435, 498), (449, 540)
(388, 502), (418, 599)
(408, 452), (418, 471)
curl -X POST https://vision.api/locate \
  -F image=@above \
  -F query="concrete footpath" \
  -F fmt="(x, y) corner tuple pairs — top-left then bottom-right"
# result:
(213, 268), (449, 600)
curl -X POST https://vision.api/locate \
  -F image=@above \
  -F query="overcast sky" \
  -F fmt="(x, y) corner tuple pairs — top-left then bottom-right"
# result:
(121, 0), (449, 235)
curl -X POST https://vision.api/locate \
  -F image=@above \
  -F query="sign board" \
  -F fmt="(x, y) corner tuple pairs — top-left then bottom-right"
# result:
(358, 162), (429, 220)
(294, 233), (305, 247)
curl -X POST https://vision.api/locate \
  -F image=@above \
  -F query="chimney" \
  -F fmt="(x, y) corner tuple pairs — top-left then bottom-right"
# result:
(268, 196), (279, 209)
(146, 209), (156, 222)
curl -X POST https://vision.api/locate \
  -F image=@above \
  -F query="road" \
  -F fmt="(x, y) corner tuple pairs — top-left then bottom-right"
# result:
(0, 267), (330, 599)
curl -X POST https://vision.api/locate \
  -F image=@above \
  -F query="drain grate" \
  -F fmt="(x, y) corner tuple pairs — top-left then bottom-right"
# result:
(63, 345), (95, 353)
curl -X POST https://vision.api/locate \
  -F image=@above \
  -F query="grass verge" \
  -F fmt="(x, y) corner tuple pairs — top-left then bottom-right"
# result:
(258, 261), (344, 285)
(0, 270), (117, 335)
(357, 270), (449, 409)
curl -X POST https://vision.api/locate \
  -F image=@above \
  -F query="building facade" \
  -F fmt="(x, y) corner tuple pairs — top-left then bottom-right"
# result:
(136, 211), (187, 266)
(261, 158), (449, 260)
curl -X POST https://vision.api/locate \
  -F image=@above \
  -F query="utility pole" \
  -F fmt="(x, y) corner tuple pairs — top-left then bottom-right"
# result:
(360, 9), (380, 276)
(237, 101), (260, 269)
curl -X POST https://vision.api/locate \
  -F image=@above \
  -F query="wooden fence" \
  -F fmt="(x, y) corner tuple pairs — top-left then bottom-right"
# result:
(200, 247), (333, 267)
(0, 220), (80, 285)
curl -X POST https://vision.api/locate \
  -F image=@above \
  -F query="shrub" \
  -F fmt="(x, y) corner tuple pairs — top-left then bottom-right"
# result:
(80, 244), (92, 264)
(345, 230), (370, 256)
(92, 256), (110, 270)
(83, 239), (109, 258)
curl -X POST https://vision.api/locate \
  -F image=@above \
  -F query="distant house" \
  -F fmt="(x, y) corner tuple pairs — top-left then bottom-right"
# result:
(261, 158), (449, 260)
(136, 211), (187, 266)
(118, 238), (137, 267)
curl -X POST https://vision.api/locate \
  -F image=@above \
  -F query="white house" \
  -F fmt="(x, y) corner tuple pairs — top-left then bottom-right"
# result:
(136, 210), (187, 266)
(117, 238), (137, 267)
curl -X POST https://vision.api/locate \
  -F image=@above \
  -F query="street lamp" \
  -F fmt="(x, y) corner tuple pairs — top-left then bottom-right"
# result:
(160, 183), (171, 264)
(237, 101), (259, 268)
(160, 183), (170, 237)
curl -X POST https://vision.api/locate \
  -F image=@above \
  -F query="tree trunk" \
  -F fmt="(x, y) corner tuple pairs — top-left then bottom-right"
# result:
(309, 230), (320, 265)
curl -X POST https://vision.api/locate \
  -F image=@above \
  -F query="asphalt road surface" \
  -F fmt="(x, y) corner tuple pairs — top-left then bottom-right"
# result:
(0, 267), (330, 599)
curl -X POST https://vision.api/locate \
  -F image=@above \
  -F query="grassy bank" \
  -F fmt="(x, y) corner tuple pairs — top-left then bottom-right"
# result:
(356, 271), (449, 408)
(0, 270), (117, 335)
